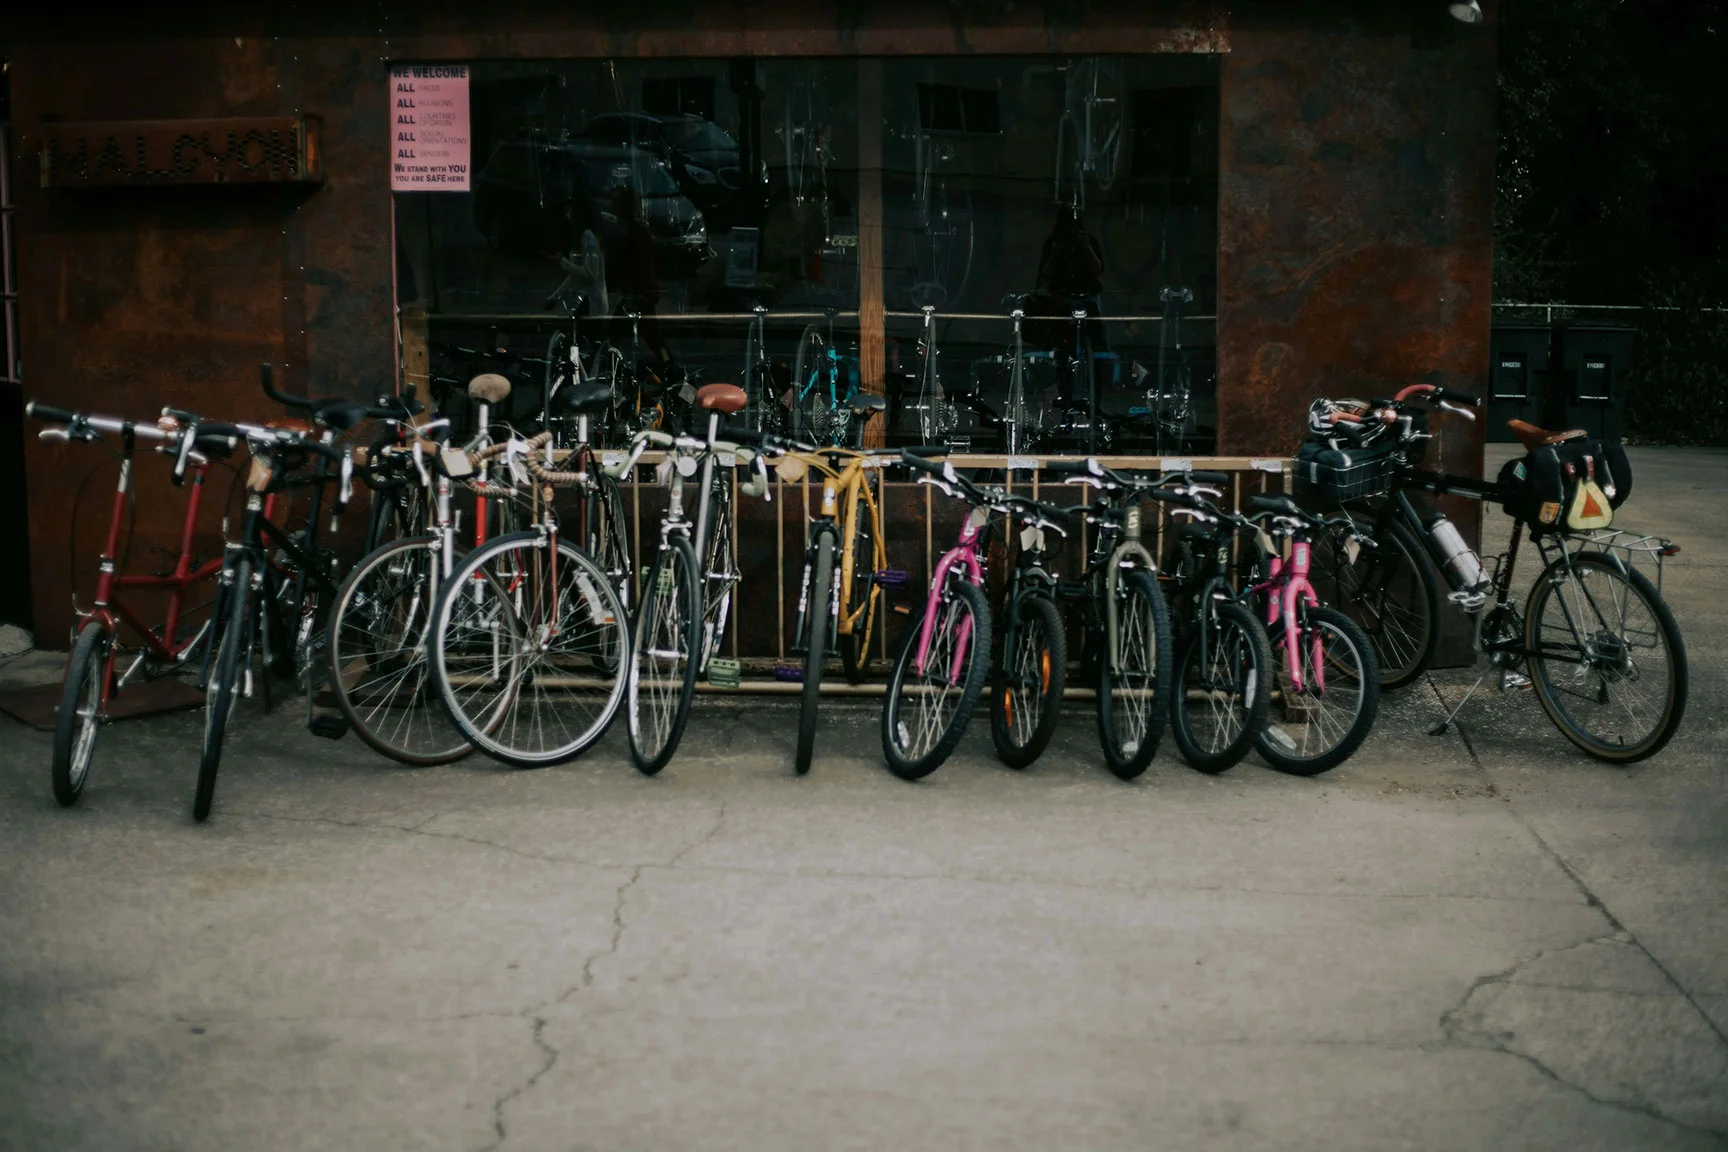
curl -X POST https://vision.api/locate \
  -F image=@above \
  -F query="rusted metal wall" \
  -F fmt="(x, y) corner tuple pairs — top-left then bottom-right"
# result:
(8, 1), (1496, 644)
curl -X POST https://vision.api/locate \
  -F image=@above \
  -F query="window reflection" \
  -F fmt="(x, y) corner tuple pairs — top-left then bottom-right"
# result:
(396, 54), (1219, 454)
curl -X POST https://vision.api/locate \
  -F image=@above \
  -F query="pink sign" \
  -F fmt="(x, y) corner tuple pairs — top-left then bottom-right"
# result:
(390, 65), (471, 191)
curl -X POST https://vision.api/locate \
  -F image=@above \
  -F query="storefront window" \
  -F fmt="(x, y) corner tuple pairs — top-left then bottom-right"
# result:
(395, 54), (1218, 455)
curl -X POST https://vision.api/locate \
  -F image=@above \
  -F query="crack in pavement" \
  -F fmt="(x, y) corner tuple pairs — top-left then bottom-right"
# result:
(665, 801), (727, 867)
(479, 865), (645, 1152)
(1438, 931), (1728, 1139)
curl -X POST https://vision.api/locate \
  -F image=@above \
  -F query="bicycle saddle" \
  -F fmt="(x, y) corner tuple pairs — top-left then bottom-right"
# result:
(468, 373), (512, 404)
(313, 398), (371, 433)
(1246, 494), (1303, 517)
(849, 393), (887, 415)
(696, 383), (747, 414)
(1506, 419), (1587, 451)
(554, 380), (614, 416)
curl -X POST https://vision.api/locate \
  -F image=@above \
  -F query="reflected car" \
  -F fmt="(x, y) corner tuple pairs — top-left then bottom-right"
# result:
(579, 112), (759, 224)
(472, 139), (709, 273)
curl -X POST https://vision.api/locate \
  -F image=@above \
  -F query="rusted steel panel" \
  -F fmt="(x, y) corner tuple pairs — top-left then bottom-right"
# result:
(38, 117), (322, 187)
(1216, 6), (1496, 482)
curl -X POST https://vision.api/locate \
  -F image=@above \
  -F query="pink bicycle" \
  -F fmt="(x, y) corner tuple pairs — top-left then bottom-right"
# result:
(880, 450), (998, 780)
(1238, 494), (1381, 775)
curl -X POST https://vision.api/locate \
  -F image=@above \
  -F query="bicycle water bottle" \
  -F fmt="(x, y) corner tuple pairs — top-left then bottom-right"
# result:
(1424, 514), (1487, 591)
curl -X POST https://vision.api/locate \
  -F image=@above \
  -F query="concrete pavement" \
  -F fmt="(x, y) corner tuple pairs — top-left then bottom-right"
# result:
(1, 446), (1724, 1151)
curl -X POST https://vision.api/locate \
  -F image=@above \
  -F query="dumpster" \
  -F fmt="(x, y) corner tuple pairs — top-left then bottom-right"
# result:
(1556, 324), (1634, 441)
(1487, 324), (1550, 442)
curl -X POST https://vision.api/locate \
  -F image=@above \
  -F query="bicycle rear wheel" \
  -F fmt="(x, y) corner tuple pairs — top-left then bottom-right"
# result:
(329, 536), (472, 767)
(796, 534), (835, 775)
(838, 486), (880, 684)
(430, 531), (629, 768)
(1169, 600), (1269, 775)
(628, 535), (701, 776)
(1311, 514), (1440, 690)
(1096, 570), (1175, 779)
(52, 619), (111, 806)
(793, 325), (829, 443)
(881, 579), (992, 780)
(1258, 606), (1380, 776)
(196, 557), (252, 822)
(1525, 551), (1687, 762)
(990, 593), (1067, 769)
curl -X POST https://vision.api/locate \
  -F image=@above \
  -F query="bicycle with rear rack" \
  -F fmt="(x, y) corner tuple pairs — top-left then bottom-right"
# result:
(1235, 493), (1380, 775)
(423, 386), (633, 769)
(620, 383), (774, 775)
(26, 403), (240, 807)
(1044, 458), (1178, 778)
(1302, 384), (1686, 762)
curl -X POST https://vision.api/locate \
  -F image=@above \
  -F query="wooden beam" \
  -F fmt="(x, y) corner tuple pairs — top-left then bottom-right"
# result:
(856, 58), (886, 447)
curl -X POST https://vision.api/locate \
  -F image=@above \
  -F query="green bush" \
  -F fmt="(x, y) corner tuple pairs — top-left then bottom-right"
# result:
(1626, 288), (1728, 446)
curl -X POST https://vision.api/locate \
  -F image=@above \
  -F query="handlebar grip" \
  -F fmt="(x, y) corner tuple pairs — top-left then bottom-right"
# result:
(1178, 469), (1231, 485)
(899, 451), (946, 474)
(25, 402), (77, 425)
(1435, 386), (1481, 406)
(260, 362), (314, 410)
(901, 444), (950, 459)
(1245, 494), (1302, 517)
(195, 421), (243, 441)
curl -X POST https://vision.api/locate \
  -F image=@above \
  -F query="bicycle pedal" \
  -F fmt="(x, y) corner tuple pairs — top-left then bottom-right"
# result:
(873, 569), (911, 589)
(308, 714), (350, 740)
(1448, 589), (1488, 611)
(891, 603), (912, 617)
(772, 664), (803, 683)
(707, 658), (742, 689)
(1499, 670), (1532, 691)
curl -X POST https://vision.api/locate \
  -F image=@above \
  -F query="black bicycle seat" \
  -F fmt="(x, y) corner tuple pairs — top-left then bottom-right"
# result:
(313, 398), (370, 432)
(555, 380), (614, 416)
(848, 393), (887, 416)
(1246, 494), (1303, 517)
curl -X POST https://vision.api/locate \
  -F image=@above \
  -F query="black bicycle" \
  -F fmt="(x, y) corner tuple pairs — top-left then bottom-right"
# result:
(988, 490), (1074, 769)
(1045, 458), (1175, 778)
(1305, 385), (1686, 762)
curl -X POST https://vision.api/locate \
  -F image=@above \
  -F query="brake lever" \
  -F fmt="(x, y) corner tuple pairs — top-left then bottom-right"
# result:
(173, 421), (199, 485)
(332, 454), (355, 529)
(1438, 400), (1476, 422)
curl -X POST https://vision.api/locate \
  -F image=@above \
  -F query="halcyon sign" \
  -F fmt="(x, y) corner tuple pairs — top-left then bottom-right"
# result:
(39, 117), (323, 187)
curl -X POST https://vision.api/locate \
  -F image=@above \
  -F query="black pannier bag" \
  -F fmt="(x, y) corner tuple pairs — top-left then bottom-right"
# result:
(1496, 438), (1633, 534)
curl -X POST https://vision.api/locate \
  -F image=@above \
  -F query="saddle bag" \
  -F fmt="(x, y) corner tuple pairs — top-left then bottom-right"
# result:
(1497, 438), (1632, 535)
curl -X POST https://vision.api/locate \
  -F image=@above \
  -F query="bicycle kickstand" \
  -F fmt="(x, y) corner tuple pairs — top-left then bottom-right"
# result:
(1429, 668), (1490, 737)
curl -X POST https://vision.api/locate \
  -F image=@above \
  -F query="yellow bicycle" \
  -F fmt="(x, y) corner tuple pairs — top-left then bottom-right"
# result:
(764, 397), (902, 772)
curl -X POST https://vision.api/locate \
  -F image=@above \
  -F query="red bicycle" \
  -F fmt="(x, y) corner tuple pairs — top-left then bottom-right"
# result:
(28, 402), (241, 806)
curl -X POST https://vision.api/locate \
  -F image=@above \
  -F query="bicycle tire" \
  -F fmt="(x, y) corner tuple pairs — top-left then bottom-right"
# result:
(628, 534), (701, 776)
(793, 325), (829, 443)
(1257, 606), (1380, 776)
(990, 592), (1067, 769)
(838, 485), (880, 685)
(1096, 570), (1175, 779)
(328, 536), (472, 767)
(1525, 551), (1687, 763)
(881, 578), (992, 781)
(1313, 512), (1440, 690)
(196, 556), (251, 822)
(796, 533), (835, 775)
(51, 619), (111, 807)
(431, 531), (629, 768)
(1169, 599), (1270, 775)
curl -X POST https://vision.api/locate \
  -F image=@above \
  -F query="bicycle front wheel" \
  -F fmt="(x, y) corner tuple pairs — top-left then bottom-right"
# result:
(1525, 551), (1687, 762)
(329, 536), (472, 767)
(430, 531), (629, 768)
(792, 325), (829, 442)
(1169, 600), (1270, 775)
(1096, 570), (1174, 779)
(628, 534), (701, 776)
(990, 592), (1067, 769)
(1312, 514), (1440, 690)
(796, 533), (835, 775)
(197, 557), (252, 822)
(1258, 606), (1380, 776)
(881, 579), (992, 780)
(52, 618), (111, 806)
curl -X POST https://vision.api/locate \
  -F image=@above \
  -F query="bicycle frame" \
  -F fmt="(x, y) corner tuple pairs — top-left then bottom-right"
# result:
(786, 449), (887, 650)
(915, 504), (987, 678)
(1244, 535), (1324, 694)
(81, 444), (223, 705)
